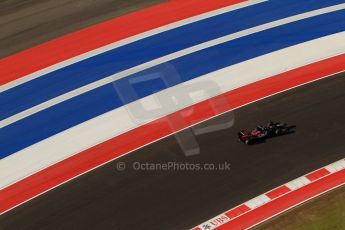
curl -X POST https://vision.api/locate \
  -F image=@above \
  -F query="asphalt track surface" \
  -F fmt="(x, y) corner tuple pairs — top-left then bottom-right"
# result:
(1, 72), (345, 230)
(0, 0), (166, 58)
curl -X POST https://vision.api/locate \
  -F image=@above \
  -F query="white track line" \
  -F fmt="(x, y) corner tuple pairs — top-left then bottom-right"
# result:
(2, 3), (345, 128)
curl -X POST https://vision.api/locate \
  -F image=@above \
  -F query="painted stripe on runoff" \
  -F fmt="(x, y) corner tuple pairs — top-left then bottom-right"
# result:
(1, 32), (344, 189)
(2, 3), (345, 127)
(1, 10), (345, 158)
(0, 0), (264, 96)
(0, 0), (252, 88)
(1, 53), (345, 215)
(2, 0), (344, 120)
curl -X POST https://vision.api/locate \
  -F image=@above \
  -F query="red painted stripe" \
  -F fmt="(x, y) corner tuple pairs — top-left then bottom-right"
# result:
(226, 204), (251, 219)
(306, 168), (331, 181)
(0, 0), (245, 85)
(216, 167), (345, 230)
(265, 186), (291, 200)
(1, 54), (345, 214)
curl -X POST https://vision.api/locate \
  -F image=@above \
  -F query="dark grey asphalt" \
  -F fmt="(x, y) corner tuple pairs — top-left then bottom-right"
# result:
(1, 72), (345, 230)
(0, 0), (166, 58)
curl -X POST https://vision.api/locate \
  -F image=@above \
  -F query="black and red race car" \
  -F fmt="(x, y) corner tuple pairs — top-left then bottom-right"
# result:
(238, 122), (295, 145)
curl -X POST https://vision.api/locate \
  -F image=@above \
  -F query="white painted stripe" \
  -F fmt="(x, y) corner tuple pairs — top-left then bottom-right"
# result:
(245, 194), (271, 209)
(1, 0), (266, 92)
(2, 3), (345, 128)
(335, 159), (345, 168)
(325, 159), (345, 173)
(285, 176), (311, 191)
(325, 163), (338, 173)
(331, 161), (344, 171)
(1, 32), (345, 189)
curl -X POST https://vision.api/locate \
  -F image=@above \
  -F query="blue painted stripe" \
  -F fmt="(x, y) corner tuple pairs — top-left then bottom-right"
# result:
(2, 0), (345, 120)
(2, 9), (345, 158)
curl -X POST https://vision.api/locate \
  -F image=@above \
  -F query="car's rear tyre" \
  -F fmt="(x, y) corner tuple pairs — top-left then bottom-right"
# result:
(275, 129), (281, 135)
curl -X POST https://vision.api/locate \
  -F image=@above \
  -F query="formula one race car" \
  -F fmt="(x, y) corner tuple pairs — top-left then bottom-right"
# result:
(238, 122), (295, 145)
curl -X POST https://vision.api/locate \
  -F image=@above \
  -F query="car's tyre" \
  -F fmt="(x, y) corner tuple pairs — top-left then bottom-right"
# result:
(275, 129), (281, 135)
(245, 139), (251, 145)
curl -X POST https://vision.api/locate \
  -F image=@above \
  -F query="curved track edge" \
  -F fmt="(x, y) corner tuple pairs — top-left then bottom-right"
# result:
(193, 158), (345, 230)
(1, 53), (344, 215)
